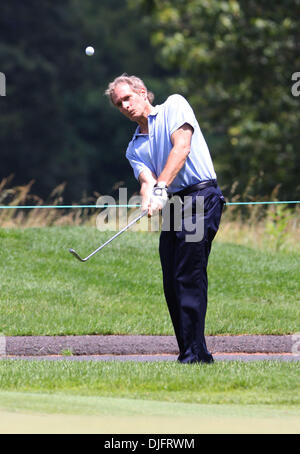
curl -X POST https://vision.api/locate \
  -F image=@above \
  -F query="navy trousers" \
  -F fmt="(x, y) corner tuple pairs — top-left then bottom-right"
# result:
(159, 185), (225, 363)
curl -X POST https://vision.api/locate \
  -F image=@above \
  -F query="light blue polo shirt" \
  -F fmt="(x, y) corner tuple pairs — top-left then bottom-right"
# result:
(125, 94), (216, 193)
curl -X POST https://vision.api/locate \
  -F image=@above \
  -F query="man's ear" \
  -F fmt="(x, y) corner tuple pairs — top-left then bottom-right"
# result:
(139, 88), (147, 99)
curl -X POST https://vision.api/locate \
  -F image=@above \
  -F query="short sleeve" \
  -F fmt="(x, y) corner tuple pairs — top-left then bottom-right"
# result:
(165, 94), (197, 136)
(126, 149), (148, 181)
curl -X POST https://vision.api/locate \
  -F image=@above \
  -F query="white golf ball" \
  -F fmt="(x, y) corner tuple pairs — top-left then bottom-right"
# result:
(85, 46), (95, 56)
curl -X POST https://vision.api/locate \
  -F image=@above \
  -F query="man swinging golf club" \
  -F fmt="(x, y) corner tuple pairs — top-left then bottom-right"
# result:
(105, 74), (225, 364)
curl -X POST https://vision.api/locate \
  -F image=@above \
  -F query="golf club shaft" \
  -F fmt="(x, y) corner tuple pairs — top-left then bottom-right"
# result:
(69, 209), (148, 262)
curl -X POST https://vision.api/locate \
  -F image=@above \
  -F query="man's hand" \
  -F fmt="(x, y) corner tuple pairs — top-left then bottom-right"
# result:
(149, 183), (168, 216)
(138, 170), (169, 217)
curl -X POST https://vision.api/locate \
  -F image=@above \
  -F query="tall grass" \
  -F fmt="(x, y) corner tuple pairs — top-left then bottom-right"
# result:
(219, 180), (300, 252)
(0, 176), (100, 228)
(1, 176), (299, 252)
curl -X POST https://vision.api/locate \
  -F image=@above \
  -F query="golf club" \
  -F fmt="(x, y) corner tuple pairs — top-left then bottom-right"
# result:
(69, 209), (148, 262)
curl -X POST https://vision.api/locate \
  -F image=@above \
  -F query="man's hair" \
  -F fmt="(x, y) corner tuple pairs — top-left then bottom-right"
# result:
(105, 73), (155, 105)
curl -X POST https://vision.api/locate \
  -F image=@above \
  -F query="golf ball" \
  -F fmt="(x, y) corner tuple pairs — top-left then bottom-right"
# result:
(85, 46), (95, 56)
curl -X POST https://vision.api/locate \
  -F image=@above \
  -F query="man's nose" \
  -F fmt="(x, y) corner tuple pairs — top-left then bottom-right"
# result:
(122, 101), (130, 110)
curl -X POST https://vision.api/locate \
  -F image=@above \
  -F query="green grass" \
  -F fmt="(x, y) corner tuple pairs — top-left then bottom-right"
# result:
(0, 360), (299, 407)
(0, 361), (300, 434)
(1, 389), (299, 434)
(1, 389), (299, 419)
(0, 226), (299, 335)
(1, 360), (299, 433)
(1, 226), (299, 433)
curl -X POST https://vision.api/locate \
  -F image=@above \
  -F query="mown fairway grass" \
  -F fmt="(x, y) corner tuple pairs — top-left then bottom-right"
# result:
(0, 360), (299, 407)
(0, 226), (299, 335)
(0, 360), (299, 433)
(0, 226), (300, 432)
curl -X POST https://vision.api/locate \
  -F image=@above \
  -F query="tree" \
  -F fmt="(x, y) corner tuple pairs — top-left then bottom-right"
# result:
(0, 0), (171, 202)
(131, 0), (300, 200)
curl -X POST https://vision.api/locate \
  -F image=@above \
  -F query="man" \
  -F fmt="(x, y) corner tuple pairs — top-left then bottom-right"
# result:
(105, 74), (225, 364)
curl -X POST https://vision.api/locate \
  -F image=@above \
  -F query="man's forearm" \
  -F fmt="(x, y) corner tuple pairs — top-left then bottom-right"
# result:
(140, 181), (154, 199)
(157, 146), (190, 186)
(139, 171), (157, 210)
(158, 123), (192, 186)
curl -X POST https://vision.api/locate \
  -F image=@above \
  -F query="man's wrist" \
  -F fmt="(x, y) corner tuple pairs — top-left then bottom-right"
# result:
(154, 181), (168, 189)
(153, 181), (168, 197)
(152, 181), (168, 198)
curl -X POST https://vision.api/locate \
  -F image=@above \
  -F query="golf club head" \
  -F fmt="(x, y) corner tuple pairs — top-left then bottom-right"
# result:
(69, 248), (87, 262)
(68, 209), (148, 264)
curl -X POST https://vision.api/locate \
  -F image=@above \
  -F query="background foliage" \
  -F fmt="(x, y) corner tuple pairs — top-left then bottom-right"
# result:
(1, 0), (299, 203)
(0, 0), (172, 202)
(131, 0), (300, 200)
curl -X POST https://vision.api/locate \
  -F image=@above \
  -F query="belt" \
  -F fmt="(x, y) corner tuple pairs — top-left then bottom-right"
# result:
(170, 180), (217, 198)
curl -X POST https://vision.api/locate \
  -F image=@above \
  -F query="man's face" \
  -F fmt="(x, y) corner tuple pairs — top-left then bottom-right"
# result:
(112, 83), (148, 122)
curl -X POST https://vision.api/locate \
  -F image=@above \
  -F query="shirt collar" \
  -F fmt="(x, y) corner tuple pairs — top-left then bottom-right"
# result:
(148, 104), (160, 116)
(132, 105), (160, 138)
(133, 126), (145, 138)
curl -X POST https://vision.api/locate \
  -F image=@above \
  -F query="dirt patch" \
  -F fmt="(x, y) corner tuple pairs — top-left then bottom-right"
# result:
(4, 334), (295, 356)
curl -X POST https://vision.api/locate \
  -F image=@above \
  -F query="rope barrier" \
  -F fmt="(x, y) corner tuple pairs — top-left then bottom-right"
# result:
(226, 201), (300, 206)
(0, 201), (299, 209)
(0, 204), (139, 209)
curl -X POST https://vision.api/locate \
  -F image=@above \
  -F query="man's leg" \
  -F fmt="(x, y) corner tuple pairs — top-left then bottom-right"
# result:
(160, 187), (224, 363)
(159, 229), (185, 354)
(174, 232), (213, 363)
